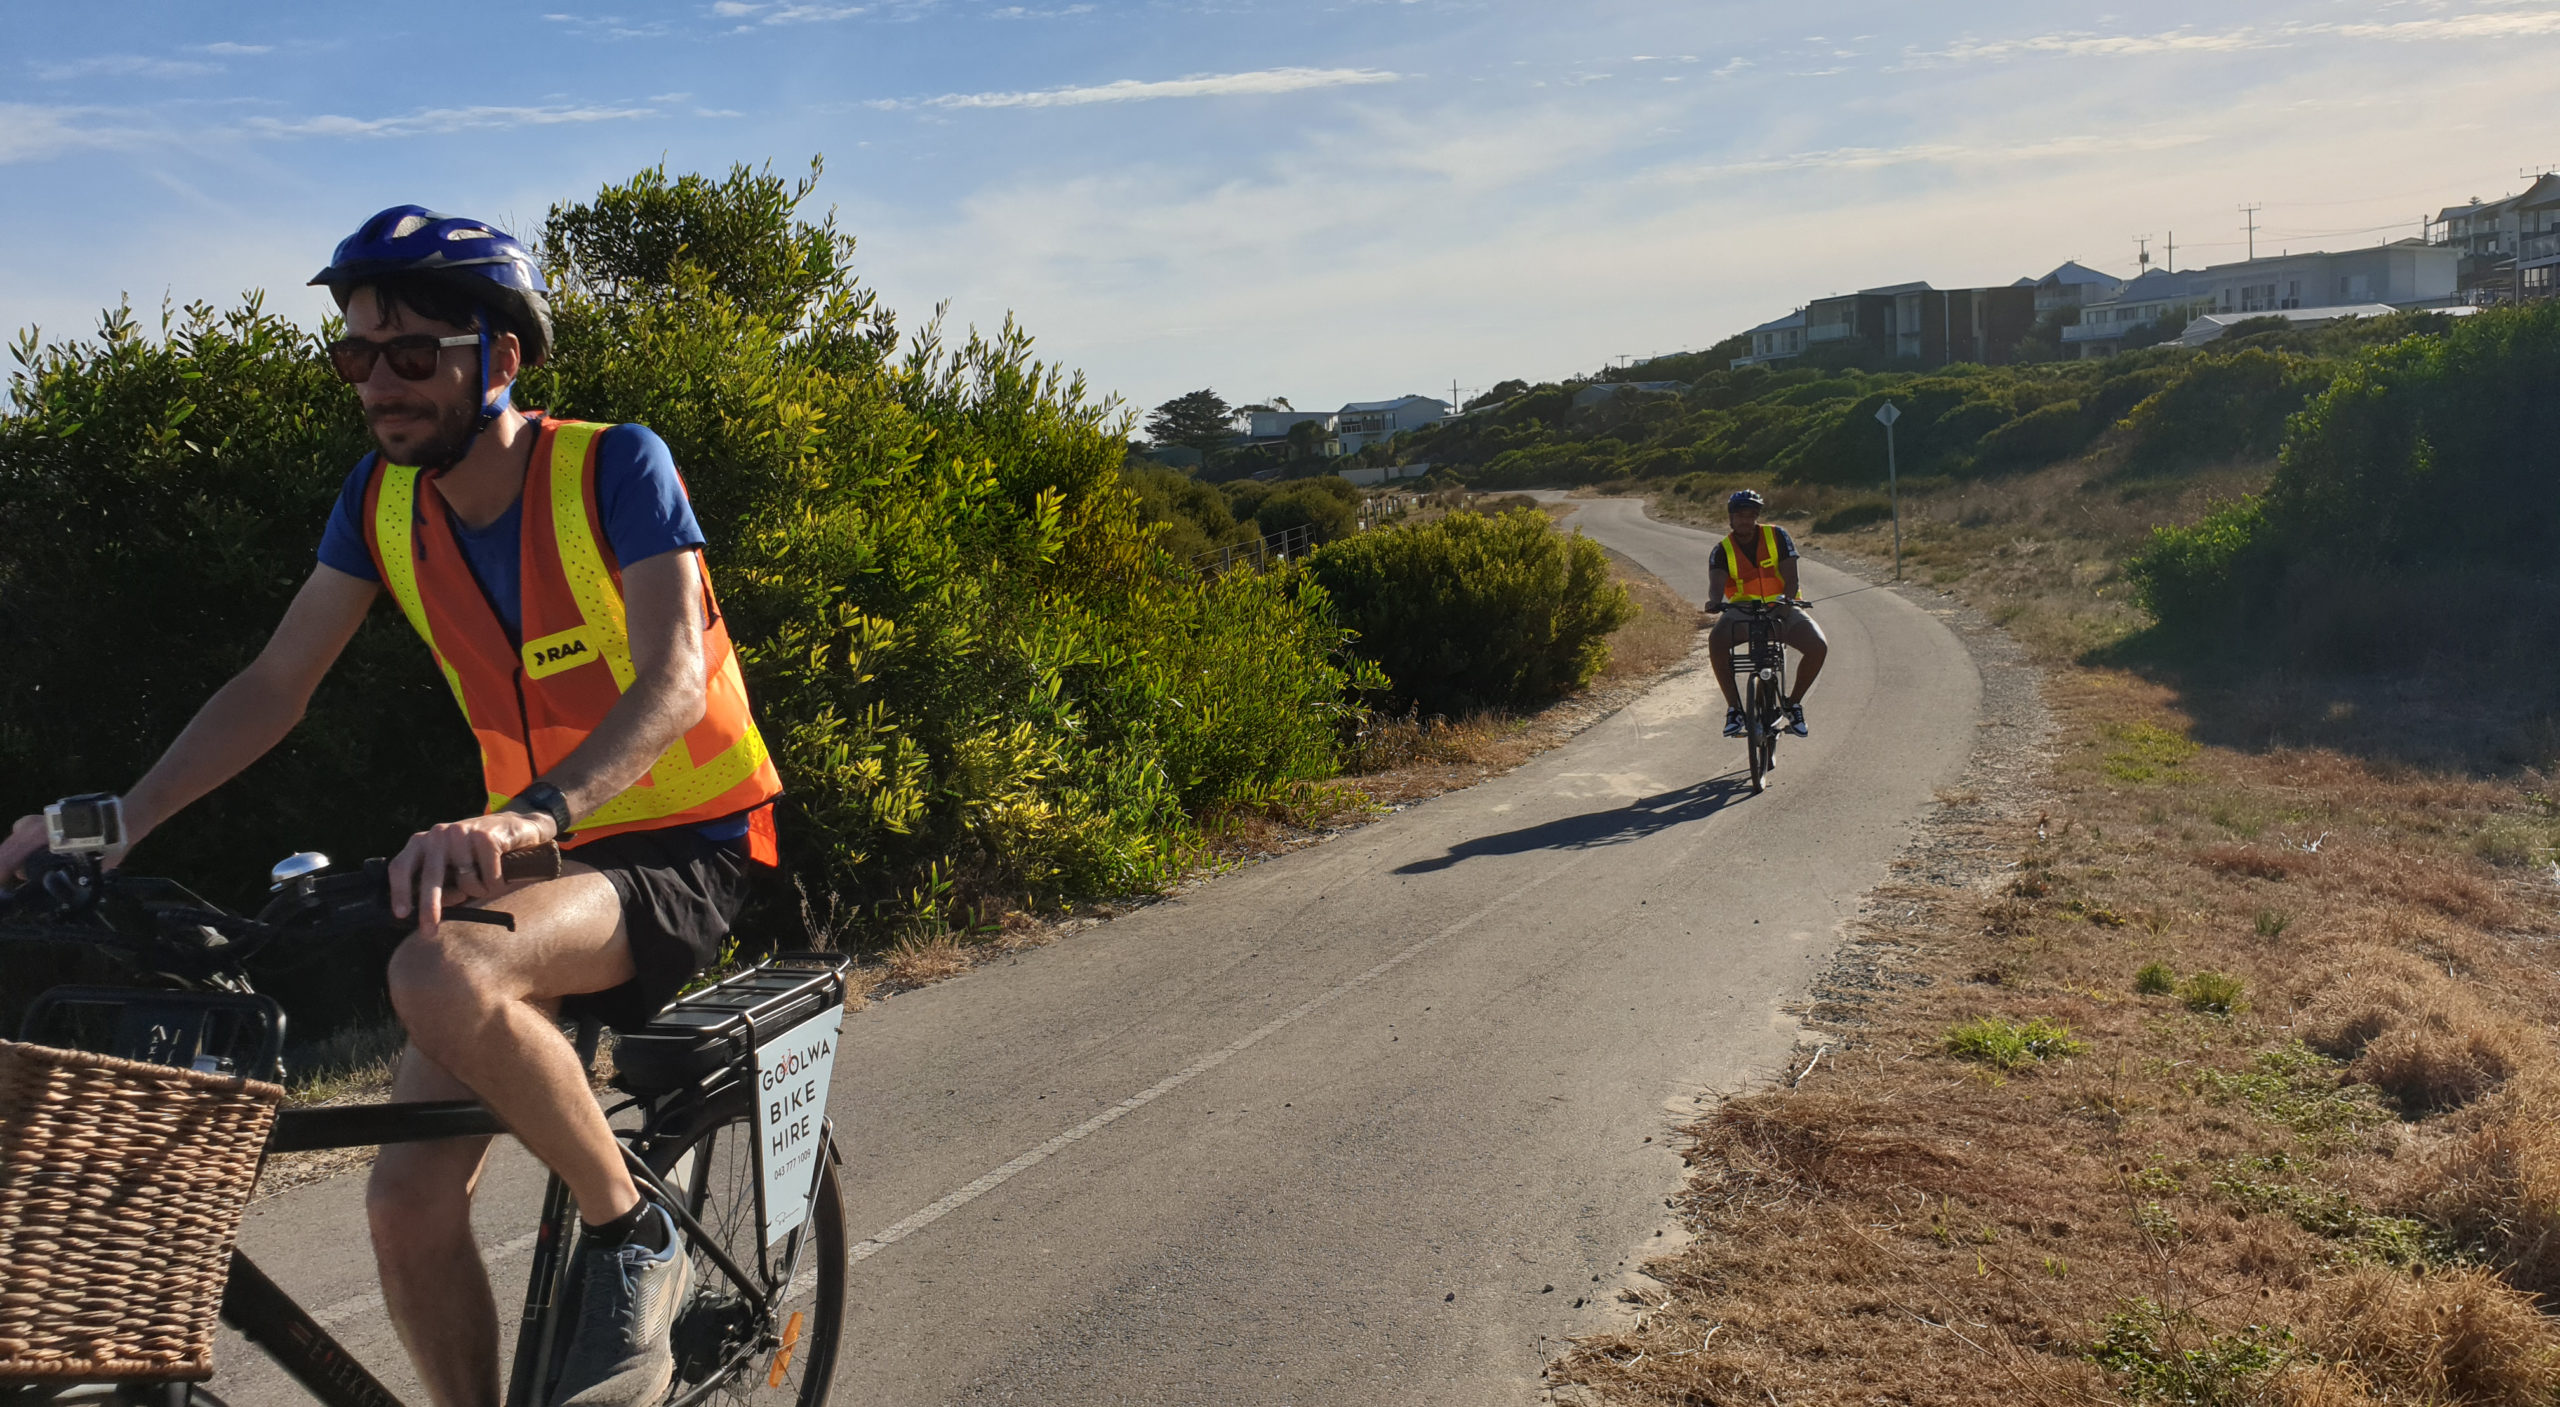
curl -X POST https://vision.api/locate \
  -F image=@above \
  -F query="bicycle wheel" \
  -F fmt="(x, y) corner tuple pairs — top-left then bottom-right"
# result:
(649, 1092), (847, 1407)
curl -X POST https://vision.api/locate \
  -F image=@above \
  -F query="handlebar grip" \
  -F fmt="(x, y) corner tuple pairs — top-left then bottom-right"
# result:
(498, 843), (562, 883)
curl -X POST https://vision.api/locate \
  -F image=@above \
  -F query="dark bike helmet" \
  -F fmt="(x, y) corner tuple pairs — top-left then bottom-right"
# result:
(1727, 489), (1766, 511)
(308, 205), (554, 368)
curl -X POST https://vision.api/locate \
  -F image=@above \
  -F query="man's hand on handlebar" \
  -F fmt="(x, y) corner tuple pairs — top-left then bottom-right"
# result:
(389, 811), (558, 938)
(1, 812), (134, 882)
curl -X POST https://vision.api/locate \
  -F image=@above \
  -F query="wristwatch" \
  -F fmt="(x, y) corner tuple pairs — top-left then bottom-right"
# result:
(506, 781), (575, 840)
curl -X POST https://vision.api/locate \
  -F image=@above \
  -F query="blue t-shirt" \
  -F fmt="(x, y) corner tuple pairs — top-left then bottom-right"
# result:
(319, 421), (748, 843)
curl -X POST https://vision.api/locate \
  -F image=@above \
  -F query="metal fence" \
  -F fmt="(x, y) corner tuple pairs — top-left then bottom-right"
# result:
(1195, 522), (1316, 577)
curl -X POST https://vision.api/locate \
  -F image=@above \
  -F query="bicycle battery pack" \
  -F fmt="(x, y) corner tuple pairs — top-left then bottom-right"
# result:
(610, 953), (852, 1095)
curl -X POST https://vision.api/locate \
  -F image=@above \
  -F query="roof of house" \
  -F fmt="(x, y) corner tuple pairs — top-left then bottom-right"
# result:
(1339, 396), (1451, 414)
(1745, 308), (1807, 334)
(2038, 260), (2124, 287)
(2437, 174), (2560, 224)
(1856, 280), (1932, 297)
(2178, 303), (2441, 346)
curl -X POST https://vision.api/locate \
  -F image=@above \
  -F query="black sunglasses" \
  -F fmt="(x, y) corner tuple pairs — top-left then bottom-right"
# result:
(327, 333), (478, 384)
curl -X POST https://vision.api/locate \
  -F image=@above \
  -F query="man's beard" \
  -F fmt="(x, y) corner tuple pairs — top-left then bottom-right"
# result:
(369, 396), (481, 470)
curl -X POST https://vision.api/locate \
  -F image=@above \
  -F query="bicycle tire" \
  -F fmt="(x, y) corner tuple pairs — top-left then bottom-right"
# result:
(649, 1092), (848, 1407)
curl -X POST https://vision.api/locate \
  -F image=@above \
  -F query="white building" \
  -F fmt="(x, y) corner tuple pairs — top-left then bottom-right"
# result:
(1335, 395), (1450, 454)
(1247, 408), (1338, 440)
(2064, 243), (2458, 357)
(1731, 308), (1807, 368)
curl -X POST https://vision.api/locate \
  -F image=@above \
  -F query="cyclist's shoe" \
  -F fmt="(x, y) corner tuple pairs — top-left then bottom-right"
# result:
(1723, 708), (1745, 738)
(1783, 701), (1809, 737)
(556, 1202), (692, 1407)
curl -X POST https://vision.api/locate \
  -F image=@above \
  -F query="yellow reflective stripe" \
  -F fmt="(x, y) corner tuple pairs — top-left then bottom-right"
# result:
(373, 462), (476, 717)
(545, 422), (637, 691)
(544, 421), (705, 792)
(579, 722), (775, 828)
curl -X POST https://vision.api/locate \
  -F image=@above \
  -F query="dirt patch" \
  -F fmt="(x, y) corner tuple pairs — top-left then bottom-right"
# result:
(1545, 521), (2560, 1405)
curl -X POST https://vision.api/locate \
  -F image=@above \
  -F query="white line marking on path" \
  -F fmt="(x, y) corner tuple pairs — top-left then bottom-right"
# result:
(840, 869), (1548, 1269)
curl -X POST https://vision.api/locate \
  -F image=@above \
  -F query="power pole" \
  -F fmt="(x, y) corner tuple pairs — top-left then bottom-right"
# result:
(2133, 234), (2152, 271)
(2240, 203), (2263, 261)
(2167, 230), (2175, 273)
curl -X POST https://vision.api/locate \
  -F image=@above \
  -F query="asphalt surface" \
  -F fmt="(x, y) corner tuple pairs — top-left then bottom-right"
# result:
(213, 496), (1980, 1404)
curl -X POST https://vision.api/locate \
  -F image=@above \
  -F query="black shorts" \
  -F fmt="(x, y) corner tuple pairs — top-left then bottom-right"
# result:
(558, 826), (753, 1032)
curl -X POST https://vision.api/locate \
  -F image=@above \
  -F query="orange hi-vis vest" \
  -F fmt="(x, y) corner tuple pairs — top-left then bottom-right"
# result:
(1720, 525), (1788, 602)
(360, 417), (782, 857)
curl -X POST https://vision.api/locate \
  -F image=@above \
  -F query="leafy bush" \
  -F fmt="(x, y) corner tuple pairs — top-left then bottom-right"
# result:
(1253, 476), (1359, 545)
(2123, 303), (2560, 660)
(1307, 508), (1634, 715)
(1944, 1015), (2087, 1070)
(2135, 961), (2178, 995)
(2117, 348), (2329, 473)
(0, 162), (1364, 1004)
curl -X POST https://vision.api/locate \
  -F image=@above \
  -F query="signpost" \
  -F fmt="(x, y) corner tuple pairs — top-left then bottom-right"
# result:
(1875, 400), (1903, 581)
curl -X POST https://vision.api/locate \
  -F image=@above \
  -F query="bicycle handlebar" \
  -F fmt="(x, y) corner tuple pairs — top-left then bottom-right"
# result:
(0, 842), (563, 977)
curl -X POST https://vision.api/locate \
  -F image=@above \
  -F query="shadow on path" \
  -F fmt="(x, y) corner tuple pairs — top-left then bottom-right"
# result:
(1394, 776), (1751, 875)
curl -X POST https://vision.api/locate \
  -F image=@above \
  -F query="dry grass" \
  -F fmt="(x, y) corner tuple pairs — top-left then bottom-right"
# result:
(1548, 461), (2560, 1405)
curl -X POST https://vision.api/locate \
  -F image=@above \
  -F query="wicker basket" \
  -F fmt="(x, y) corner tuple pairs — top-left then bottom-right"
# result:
(0, 1038), (282, 1381)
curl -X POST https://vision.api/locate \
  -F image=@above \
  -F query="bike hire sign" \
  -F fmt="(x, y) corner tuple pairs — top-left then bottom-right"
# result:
(752, 1006), (844, 1246)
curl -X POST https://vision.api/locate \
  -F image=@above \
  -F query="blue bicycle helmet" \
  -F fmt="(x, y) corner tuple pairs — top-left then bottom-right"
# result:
(309, 205), (554, 367)
(1727, 489), (1766, 511)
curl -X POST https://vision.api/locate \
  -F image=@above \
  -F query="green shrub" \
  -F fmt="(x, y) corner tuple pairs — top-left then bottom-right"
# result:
(2181, 970), (2248, 1015)
(2135, 961), (2177, 995)
(2120, 303), (2560, 658)
(2091, 1299), (2292, 1405)
(1253, 477), (1359, 545)
(1307, 508), (1634, 715)
(2117, 348), (2328, 473)
(1944, 1015), (2086, 1070)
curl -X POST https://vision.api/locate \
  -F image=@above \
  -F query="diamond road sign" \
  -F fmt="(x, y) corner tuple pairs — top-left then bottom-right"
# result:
(1875, 401), (1901, 426)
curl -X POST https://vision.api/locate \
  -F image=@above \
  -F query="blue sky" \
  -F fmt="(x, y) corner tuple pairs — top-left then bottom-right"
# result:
(7, 0), (2558, 416)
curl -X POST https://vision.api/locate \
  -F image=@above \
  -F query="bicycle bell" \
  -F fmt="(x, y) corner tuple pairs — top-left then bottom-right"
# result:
(269, 851), (332, 891)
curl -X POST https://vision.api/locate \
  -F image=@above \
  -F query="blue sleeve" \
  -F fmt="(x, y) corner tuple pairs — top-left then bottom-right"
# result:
(594, 425), (706, 568)
(1773, 526), (1801, 560)
(315, 454), (382, 581)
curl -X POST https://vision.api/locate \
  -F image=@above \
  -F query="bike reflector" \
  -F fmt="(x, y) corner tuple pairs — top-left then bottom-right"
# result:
(752, 1003), (844, 1247)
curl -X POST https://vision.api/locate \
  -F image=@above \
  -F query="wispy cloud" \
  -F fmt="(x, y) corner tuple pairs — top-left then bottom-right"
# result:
(32, 54), (221, 81)
(541, 12), (676, 38)
(1911, 7), (2560, 66)
(195, 42), (272, 56)
(990, 4), (1095, 16)
(245, 102), (662, 138)
(0, 104), (131, 165)
(1663, 128), (2213, 181)
(889, 66), (1401, 110)
(713, 1), (870, 25)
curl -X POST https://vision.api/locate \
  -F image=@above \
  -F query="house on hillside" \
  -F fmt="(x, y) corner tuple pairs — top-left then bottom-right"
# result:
(2066, 244), (2459, 357)
(1731, 308), (1808, 368)
(1247, 407), (1337, 440)
(2029, 261), (2126, 317)
(1336, 395), (1450, 454)
(1796, 280), (2037, 366)
(2439, 174), (2560, 302)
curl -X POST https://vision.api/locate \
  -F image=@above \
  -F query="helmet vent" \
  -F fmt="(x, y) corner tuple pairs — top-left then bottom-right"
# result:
(391, 213), (434, 239)
(446, 226), (493, 241)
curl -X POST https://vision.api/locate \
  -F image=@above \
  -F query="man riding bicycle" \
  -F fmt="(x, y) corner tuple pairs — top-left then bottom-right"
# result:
(0, 206), (781, 1407)
(1704, 489), (1828, 739)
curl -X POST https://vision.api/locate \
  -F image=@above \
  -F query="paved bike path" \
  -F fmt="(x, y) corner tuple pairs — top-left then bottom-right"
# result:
(216, 498), (1979, 1404)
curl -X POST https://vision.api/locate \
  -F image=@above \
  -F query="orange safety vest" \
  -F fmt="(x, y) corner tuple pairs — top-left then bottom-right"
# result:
(1719, 525), (1788, 602)
(361, 417), (782, 860)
